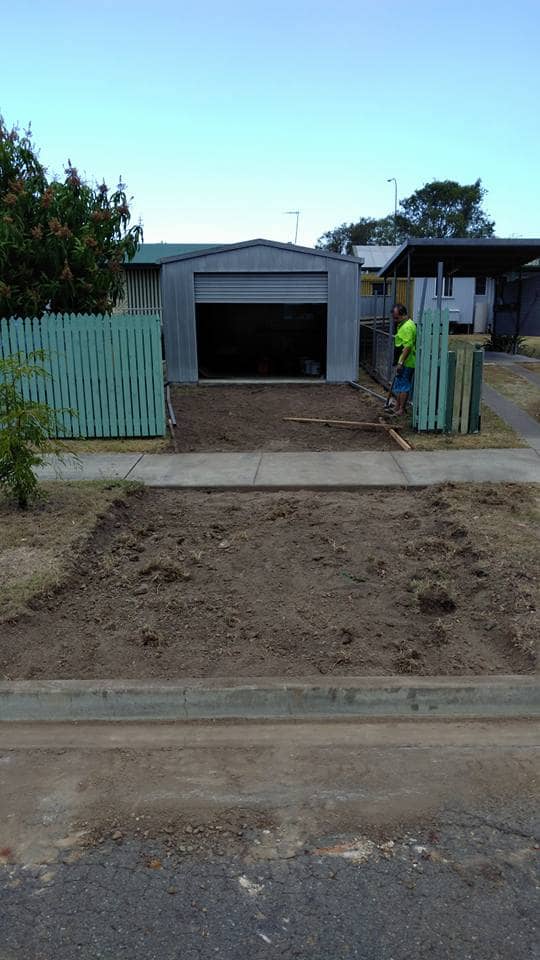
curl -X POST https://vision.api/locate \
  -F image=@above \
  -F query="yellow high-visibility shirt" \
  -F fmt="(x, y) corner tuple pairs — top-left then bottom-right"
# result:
(394, 318), (416, 368)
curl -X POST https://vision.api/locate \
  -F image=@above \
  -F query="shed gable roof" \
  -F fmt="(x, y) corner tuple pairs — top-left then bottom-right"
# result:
(159, 238), (362, 265)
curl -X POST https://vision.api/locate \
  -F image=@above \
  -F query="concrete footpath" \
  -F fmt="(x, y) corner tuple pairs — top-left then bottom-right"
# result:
(36, 447), (540, 487)
(1, 676), (537, 722)
(483, 384), (540, 454)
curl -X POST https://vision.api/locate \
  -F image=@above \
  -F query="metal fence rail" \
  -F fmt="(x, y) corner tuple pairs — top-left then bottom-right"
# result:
(359, 316), (395, 386)
(0, 313), (165, 438)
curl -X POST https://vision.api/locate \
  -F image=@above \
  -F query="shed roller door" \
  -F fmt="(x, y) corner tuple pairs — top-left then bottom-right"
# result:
(194, 272), (328, 303)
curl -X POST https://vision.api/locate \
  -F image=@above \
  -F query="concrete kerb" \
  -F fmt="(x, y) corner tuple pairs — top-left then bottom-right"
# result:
(0, 677), (538, 723)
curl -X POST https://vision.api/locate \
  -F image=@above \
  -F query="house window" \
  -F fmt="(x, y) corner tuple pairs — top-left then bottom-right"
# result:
(435, 275), (454, 298)
(372, 281), (389, 296)
(475, 277), (487, 296)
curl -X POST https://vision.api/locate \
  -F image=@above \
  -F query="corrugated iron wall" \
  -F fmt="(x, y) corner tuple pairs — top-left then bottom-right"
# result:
(124, 267), (162, 315)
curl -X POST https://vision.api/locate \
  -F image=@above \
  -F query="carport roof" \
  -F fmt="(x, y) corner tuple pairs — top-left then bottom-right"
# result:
(377, 238), (540, 277)
(159, 238), (363, 264)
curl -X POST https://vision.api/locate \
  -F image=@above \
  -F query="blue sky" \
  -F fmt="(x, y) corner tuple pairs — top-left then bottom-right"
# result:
(1, 0), (539, 245)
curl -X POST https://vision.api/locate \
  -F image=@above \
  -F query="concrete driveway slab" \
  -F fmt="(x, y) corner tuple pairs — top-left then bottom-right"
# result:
(254, 451), (407, 487)
(35, 453), (142, 480)
(130, 452), (262, 486)
(394, 448), (540, 485)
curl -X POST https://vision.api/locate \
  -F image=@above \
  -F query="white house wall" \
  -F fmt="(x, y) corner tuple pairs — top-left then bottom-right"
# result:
(413, 277), (494, 327)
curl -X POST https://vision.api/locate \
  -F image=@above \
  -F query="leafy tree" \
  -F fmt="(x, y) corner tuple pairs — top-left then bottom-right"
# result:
(398, 179), (495, 239)
(316, 216), (396, 254)
(0, 351), (71, 509)
(0, 118), (142, 318)
(317, 178), (495, 253)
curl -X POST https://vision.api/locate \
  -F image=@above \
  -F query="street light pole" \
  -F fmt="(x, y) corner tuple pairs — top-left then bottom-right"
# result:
(284, 210), (300, 244)
(387, 178), (398, 243)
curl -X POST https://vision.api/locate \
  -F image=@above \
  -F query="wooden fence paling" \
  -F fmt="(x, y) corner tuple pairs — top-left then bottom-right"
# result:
(436, 312), (449, 431)
(452, 346), (466, 433)
(459, 348), (474, 434)
(445, 352), (457, 433)
(469, 347), (483, 433)
(0, 313), (165, 438)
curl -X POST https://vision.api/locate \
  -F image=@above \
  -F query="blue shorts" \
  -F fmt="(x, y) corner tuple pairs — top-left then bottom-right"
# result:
(394, 366), (414, 394)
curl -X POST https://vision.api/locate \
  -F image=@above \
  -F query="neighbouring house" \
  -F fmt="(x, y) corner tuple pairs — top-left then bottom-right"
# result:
(354, 244), (495, 330)
(353, 245), (412, 313)
(160, 239), (362, 382)
(493, 261), (540, 337)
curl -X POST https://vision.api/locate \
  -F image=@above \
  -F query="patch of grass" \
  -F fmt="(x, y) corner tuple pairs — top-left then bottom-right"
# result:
(60, 437), (173, 453)
(356, 368), (524, 449)
(448, 334), (540, 358)
(0, 481), (139, 623)
(483, 365), (540, 423)
(519, 337), (540, 359)
(449, 334), (489, 347)
(408, 403), (525, 450)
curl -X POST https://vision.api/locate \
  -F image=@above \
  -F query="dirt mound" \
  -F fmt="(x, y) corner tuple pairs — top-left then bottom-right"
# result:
(0, 484), (537, 680)
(170, 384), (396, 451)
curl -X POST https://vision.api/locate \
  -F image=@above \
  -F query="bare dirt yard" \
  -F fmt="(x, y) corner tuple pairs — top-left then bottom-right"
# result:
(1, 483), (537, 680)
(170, 384), (397, 451)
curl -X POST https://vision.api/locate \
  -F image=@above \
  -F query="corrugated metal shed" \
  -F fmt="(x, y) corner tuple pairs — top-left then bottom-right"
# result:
(161, 239), (361, 383)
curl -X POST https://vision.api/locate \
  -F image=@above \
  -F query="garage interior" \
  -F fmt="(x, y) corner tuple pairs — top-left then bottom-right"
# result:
(196, 302), (327, 379)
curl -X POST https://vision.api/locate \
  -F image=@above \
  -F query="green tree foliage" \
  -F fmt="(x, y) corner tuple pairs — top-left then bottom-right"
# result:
(0, 118), (142, 318)
(317, 179), (495, 253)
(398, 179), (495, 239)
(316, 216), (396, 254)
(0, 351), (70, 508)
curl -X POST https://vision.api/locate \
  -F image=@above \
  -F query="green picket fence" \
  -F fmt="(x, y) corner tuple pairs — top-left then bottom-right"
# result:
(0, 313), (165, 438)
(413, 308), (450, 431)
(412, 310), (483, 434)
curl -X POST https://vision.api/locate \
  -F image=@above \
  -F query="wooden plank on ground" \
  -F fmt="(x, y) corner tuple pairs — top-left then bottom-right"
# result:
(387, 427), (412, 451)
(283, 417), (390, 429)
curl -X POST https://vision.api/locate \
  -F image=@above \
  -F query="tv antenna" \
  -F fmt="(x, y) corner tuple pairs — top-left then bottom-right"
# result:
(284, 210), (300, 244)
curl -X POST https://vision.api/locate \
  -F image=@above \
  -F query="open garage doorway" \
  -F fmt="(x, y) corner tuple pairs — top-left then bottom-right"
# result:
(196, 303), (327, 379)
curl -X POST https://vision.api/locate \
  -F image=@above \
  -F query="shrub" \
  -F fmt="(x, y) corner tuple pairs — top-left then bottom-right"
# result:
(0, 350), (73, 508)
(484, 333), (526, 355)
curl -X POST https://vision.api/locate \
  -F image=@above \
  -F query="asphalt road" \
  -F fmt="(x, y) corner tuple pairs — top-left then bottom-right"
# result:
(0, 719), (538, 959)
(1, 804), (538, 960)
